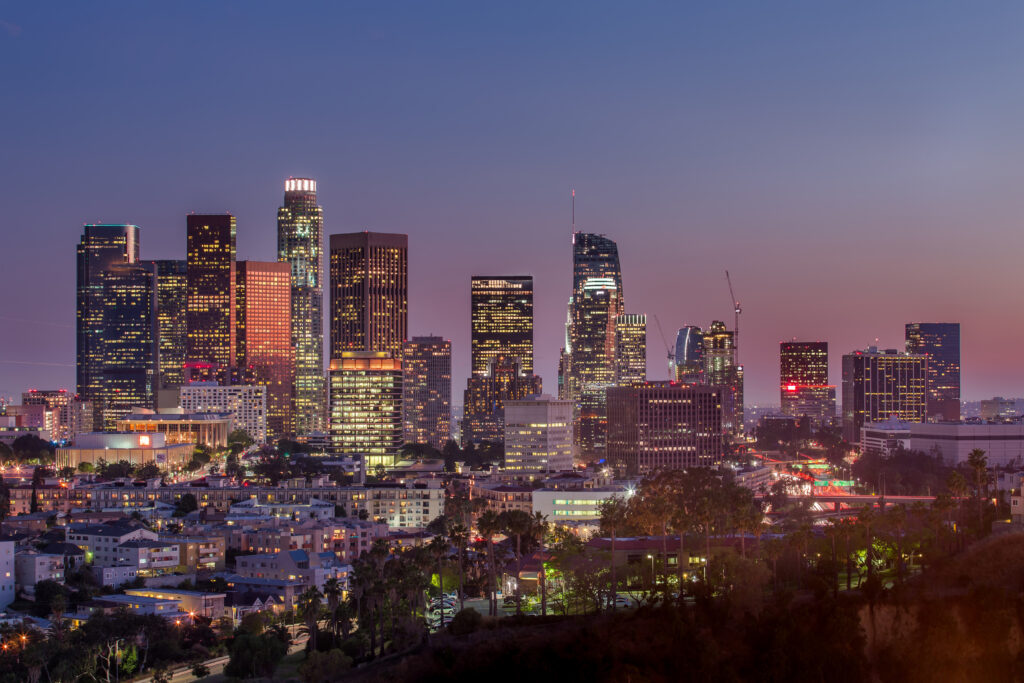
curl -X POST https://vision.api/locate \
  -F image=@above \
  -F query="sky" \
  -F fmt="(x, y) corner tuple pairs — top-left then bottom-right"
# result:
(3, 1), (1024, 406)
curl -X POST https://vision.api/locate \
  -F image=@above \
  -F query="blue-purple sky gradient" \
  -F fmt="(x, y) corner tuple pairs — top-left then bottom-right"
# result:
(3, 2), (1024, 405)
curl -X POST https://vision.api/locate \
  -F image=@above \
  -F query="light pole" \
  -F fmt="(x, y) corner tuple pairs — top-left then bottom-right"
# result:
(646, 554), (654, 592)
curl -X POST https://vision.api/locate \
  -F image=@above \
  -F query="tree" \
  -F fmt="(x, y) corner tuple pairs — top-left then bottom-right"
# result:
(77, 461), (95, 473)
(173, 493), (198, 517)
(191, 662), (210, 678)
(225, 633), (287, 679)
(499, 509), (533, 615)
(297, 586), (324, 651)
(427, 535), (450, 626)
(599, 496), (629, 610)
(966, 448), (989, 534)
(476, 510), (502, 616)
(228, 429), (255, 454)
(448, 521), (470, 613)
(298, 648), (352, 682)
(531, 511), (549, 615)
(136, 462), (162, 479)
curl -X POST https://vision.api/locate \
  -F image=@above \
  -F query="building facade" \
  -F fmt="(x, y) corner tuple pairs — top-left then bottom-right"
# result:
(21, 390), (92, 441)
(607, 382), (724, 475)
(278, 178), (326, 435)
(470, 276), (534, 377)
(462, 356), (542, 445)
(236, 260), (294, 440)
(779, 341), (836, 428)
(910, 422), (1024, 467)
(152, 259), (188, 402)
(905, 322), (961, 421)
(328, 352), (403, 470)
(186, 213), (237, 367)
(673, 326), (704, 383)
(614, 313), (647, 386)
(180, 384), (267, 444)
(402, 337), (452, 448)
(841, 347), (928, 443)
(704, 320), (743, 436)
(329, 232), (408, 359)
(503, 396), (574, 472)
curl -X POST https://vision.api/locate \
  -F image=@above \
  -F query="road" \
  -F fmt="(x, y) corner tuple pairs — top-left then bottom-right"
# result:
(133, 634), (309, 683)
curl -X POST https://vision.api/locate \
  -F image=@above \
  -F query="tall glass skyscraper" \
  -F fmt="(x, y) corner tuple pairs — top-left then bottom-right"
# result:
(673, 326), (704, 382)
(470, 276), (534, 377)
(186, 214), (236, 367)
(76, 224), (140, 427)
(704, 320), (744, 436)
(278, 179), (325, 434)
(905, 322), (961, 421)
(152, 259), (187, 401)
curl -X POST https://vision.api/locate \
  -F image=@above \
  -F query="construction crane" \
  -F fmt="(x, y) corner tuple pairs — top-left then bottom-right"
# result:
(726, 270), (741, 362)
(652, 314), (675, 379)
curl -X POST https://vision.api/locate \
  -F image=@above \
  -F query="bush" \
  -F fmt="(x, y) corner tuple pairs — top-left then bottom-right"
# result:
(448, 608), (483, 636)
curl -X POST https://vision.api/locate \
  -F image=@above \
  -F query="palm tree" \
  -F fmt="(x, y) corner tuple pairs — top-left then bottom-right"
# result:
(598, 497), (629, 611)
(476, 510), (502, 616)
(323, 577), (342, 638)
(858, 505), (876, 584)
(427, 534), (449, 626)
(530, 512), (549, 615)
(447, 521), (470, 612)
(885, 504), (907, 583)
(499, 509), (533, 615)
(967, 448), (989, 534)
(297, 586), (323, 652)
(946, 470), (968, 550)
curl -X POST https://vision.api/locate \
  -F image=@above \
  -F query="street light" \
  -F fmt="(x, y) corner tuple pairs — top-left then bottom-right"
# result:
(646, 554), (654, 587)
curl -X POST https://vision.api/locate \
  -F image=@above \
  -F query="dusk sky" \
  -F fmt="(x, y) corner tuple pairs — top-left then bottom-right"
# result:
(3, 2), (1024, 405)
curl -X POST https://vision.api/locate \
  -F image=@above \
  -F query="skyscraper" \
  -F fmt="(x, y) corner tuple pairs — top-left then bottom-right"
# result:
(76, 224), (140, 427)
(328, 352), (403, 470)
(186, 214), (236, 367)
(100, 262), (158, 429)
(402, 337), (452, 449)
(841, 347), (928, 443)
(470, 276), (534, 376)
(278, 178), (325, 435)
(673, 326), (704, 383)
(704, 320), (744, 436)
(152, 259), (187, 406)
(905, 322), (961, 421)
(462, 356), (542, 445)
(236, 261), (294, 440)
(780, 341), (836, 428)
(329, 232), (408, 359)
(614, 313), (647, 386)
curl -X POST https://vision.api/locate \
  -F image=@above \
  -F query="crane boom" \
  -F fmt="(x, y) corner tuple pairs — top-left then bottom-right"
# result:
(652, 314), (675, 378)
(726, 270), (741, 362)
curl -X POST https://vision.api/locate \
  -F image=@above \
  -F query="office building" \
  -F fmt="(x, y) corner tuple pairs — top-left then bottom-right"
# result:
(100, 262), (158, 429)
(462, 356), (542, 445)
(21, 390), (92, 441)
(402, 337), (452, 448)
(673, 326), (704, 383)
(503, 396), (574, 472)
(905, 323), (961, 421)
(180, 383), (267, 444)
(278, 178), (326, 435)
(841, 347), (928, 443)
(568, 277), (620, 456)
(860, 417), (912, 458)
(470, 276), (534, 376)
(77, 224), (140, 426)
(328, 352), (403, 470)
(614, 313), (646, 386)
(152, 259), (188, 402)
(980, 397), (1017, 421)
(329, 232), (408, 359)
(910, 422), (1024, 467)
(704, 320), (744, 436)
(607, 382), (724, 475)
(186, 213), (236, 367)
(236, 261), (294, 440)
(779, 341), (836, 428)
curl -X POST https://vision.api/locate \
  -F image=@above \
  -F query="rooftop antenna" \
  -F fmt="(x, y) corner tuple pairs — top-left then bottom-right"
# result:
(572, 188), (576, 231)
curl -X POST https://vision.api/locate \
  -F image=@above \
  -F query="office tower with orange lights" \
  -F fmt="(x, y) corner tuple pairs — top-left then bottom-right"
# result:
(780, 341), (836, 428)
(329, 351), (404, 469)
(402, 336), (452, 449)
(186, 214), (236, 367)
(278, 178), (325, 435)
(329, 232), (408, 359)
(236, 261), (294, 440)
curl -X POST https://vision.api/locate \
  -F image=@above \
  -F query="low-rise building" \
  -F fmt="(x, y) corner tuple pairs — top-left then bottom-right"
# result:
(118, 539), (181, 577)
(66, 521), (157, 565)
(235, 549), (351, 596)
(532, 487), (628, 523)
(117, 409), (231, 448)
(0, 541), (13, 609)
(910, 422), (1024, 467)
(470, 481), (534, 515)
(8, 484), (69, 516)
(228, 497), (335, 521)
(861, 417), (912, 457)
(57, 432), (194, 471)
(14, 550), (64, 596)
(124, 588), (226, 619)
(89, 564), (139, 588)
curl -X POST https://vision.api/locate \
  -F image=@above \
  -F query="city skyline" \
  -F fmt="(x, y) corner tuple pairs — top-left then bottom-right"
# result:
(3, 3), (1021, 405)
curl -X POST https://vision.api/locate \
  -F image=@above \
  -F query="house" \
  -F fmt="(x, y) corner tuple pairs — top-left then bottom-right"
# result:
(117, 539), (181, 577)
(14, 550), (64, 596)
(39, 542), (86, 573)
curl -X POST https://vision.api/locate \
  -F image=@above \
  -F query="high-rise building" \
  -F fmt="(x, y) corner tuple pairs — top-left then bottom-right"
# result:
(673, 326), (704, 383)
(607, 382), (723, 475)
(462, 356), (542, 446)
(565, 231), (626, 458)
(152, 259), (187, 406)
(402, 337), (452, 449)
(503, 396), (574, 473)
(21, 390), (92, 441)
(278, 178), (325, 435)
(329, 232), (408, 359)
(905, 322), (961, 421)
(780, 341), (836, 428)
(614, 314), (646, 386)
(842, 347), (928, 443)
(77, 224), (140, 426)
(236, 261), (294, 440)
(186, 214), (236, 367)
(328, 352), (403, 471)
(180, 383), (267, 444)
(470, 276), (534, 377)
(703, 320), (744, 436)
(100, 262), (158, 429)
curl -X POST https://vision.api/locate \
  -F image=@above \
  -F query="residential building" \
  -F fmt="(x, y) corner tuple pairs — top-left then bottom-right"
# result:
(906, 322), (961, 421)
(841, 347), (928, 443)
(180, 383), (267, 444)
(118, 539), (181, 577)
(607, 382), (724, 475)
(402, 337), (452, 449)
(235, 260), (294, 439)
(228, 497), (335, 521)
(503, 395), (574, 472)
(329, 232), (408, 359)
(14, 550), (64, 596)
(780, 341), (836, 428)
(278, 178), (326, 435)
(328, 352), (403, 469)
(235, 549), (350, 596)
(532, 487), (628, 523)
(65, 521), (157, 566)
(0, 541), (12, 609)
(20, 390), (93, 442)
(468, 482), (533, 515)
(186, 213), (237, 368)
